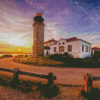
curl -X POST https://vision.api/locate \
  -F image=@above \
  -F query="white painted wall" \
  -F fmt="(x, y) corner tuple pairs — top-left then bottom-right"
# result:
(66, 40), (80, 58)
(50, 44), (57, 54)
(50, 39), (67, 54)
(57, 39), (67, 54)
(50, 38), (91, 58)
(79, 41), (91, 58)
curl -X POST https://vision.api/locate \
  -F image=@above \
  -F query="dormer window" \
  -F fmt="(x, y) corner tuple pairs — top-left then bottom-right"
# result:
(51, 42), (54, 44)
(62, 42), (65, 45)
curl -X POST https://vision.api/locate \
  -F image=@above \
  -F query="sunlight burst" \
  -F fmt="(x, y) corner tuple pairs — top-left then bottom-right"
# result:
(3, 35), (28, 46)
(18, 49), (21, 52)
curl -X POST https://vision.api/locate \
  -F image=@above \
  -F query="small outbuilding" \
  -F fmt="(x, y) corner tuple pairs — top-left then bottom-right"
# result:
(91, 47), (100, 55)
(44, 38), (57, 56)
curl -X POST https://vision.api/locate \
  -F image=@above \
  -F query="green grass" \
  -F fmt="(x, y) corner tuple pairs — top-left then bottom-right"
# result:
(13, 56), (65, 67)
(0, 74), (59, 98)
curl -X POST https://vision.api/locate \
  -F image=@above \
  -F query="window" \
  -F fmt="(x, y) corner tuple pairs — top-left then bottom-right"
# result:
(62, 42), (65, 45)
(89, 47), (90, 52)
(51, 42), (54, 44)
(54, 47), (56, 52)
(82, 45), (84, 52)
(59, 43), (60, 45)
(85, 46), (88, 52)
(59, 46), (64, 52)
(68, 45), (72, 52)
(46, 50), (48, 55)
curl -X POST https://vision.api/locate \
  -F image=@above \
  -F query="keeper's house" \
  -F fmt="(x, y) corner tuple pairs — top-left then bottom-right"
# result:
(50, 37), (92, 58)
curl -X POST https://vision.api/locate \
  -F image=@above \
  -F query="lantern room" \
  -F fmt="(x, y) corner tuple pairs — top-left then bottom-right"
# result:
(34, 13), (44, 23)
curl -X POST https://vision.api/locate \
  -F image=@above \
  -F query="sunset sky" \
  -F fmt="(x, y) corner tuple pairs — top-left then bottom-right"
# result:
(0, 0), (100, 53)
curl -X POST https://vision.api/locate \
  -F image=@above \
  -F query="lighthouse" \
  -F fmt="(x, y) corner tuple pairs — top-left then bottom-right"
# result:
(32, 13), (45, 57)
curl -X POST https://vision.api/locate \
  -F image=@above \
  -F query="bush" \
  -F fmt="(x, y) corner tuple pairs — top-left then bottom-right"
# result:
(92, 51), (100, 61)
(0, 55), (13, 58)
(44, 84), (59, 98)
(49, 52), (73, 62)
(81, 88), (100, 100)
(91, 51), (100, 67)
(14, 52), (100, 68)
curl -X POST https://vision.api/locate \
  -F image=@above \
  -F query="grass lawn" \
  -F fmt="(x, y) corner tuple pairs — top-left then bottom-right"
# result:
(13, 56), (66, 67)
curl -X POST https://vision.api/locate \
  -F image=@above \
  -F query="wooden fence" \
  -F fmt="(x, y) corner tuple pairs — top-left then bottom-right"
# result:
(84, 73), (100, 93)
(0, 68), (56, 85)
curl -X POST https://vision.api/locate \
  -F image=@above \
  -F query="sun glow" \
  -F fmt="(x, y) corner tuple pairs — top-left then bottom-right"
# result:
(3, 35), (28, 46)
(18, 49), (21, 52)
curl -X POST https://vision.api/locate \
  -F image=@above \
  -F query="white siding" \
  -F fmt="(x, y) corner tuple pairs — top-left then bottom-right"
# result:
(79, 41), (91, 58)
(50, 44), (57, 54)
(50, 38), (92, 58)
(57, 39), (67, 54)
(50, 39), (67, 54)
(67, 41), (80, 58)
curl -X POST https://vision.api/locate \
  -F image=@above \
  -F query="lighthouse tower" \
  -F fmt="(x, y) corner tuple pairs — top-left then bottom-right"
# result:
(32, 13), (45, 57)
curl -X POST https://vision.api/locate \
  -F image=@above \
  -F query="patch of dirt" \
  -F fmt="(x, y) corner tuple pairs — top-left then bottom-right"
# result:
(0, 85), (87, 100)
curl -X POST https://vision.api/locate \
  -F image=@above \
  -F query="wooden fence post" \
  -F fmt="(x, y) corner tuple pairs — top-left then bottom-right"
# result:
(48, 72), (54, 85)
(84, 73), (93, 93)
(13, 68), (19, 82)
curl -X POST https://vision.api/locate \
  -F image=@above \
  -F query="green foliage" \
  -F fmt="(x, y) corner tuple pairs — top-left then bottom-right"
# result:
(25, 55), (28, 57)
(49, 52), (100, 68)
(49, 52), (72, 62)
(92, 51), (100, 62)
(43, 84), (59, 98)
(13, 52), (100, 68)
(14, 56), (64, 67)
(81, 88), (100, 100)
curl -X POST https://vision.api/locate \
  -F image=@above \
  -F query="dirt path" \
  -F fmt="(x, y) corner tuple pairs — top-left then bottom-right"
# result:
(0, 57), (100, 86)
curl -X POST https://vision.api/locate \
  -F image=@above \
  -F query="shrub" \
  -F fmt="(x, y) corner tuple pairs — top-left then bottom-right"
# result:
(0, 54), (13, 58)
(91, 51), (100, 67)
(92, 51), (100, 61)
(49, 52), (73, 62)
(44, 84), (59, 98)
(81, 88), (100, 100)
(25, 55), (28, 57)
(13, 52), (100, 68)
